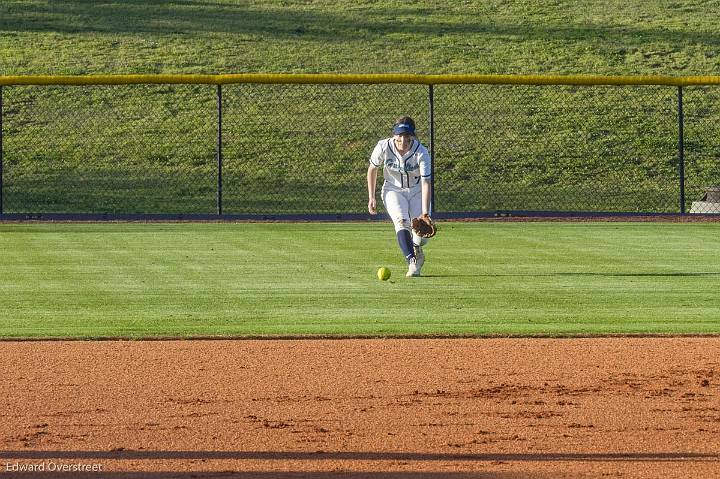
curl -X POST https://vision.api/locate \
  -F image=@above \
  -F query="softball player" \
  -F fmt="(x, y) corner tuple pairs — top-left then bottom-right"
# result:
(367, 116), (432, 277)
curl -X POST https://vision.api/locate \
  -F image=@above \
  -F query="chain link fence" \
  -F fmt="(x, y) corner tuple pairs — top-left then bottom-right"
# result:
(435, 84), (682, 213)
(685, 86), (720, 213)
(0, 78), (718, 218)
(222, 83), (428, 215)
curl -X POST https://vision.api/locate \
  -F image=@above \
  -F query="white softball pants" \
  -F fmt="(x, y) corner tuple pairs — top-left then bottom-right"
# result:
(381, 185), (429, 246)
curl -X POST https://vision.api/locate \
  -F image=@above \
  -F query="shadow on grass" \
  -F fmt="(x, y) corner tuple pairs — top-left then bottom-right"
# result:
(3, 170), (366, 216)
(422, 272), (720, 278)
(1, 1), (718, 49)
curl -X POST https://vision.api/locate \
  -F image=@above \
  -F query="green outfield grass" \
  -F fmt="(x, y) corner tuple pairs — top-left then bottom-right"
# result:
(1, 221), (719, 339)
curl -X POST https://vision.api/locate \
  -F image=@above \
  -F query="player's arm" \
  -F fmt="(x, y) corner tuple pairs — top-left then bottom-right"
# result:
(368, 141), (384, 215)
(421, 177), (432, 216)
(367, 164), (378, 215)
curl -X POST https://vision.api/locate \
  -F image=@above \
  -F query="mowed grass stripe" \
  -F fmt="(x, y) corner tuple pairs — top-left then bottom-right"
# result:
(1, 222), (719, 338)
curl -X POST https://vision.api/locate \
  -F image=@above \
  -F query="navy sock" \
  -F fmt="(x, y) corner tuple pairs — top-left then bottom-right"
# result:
(396, 229), (415, 263)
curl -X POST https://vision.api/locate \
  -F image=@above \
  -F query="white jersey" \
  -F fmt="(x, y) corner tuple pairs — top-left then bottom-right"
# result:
(370, 138), (432, 189)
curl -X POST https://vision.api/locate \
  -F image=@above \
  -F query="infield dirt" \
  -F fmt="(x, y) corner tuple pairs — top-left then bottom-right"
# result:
(1, 338), (719, 478)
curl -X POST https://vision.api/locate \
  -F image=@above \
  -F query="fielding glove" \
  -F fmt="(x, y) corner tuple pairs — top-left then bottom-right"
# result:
(411, 214), (437, 238)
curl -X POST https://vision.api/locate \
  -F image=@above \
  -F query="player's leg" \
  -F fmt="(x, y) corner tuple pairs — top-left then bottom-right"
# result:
(381, 188), (416, 268)
(409, 188), (427, 271)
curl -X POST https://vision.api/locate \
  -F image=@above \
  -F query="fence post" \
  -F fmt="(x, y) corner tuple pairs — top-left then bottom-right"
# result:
(217, 84), (223, 216)
(428, 84), (435, 214)
(678, 86), (685, 215)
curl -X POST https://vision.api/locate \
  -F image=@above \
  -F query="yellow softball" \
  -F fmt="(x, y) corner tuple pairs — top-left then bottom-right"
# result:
(377, 267), (391, 281)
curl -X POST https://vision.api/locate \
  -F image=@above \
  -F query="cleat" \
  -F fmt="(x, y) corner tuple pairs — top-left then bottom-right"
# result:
(406, 257), (421, 277)
(414, 244), (425, 269)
